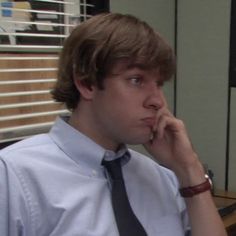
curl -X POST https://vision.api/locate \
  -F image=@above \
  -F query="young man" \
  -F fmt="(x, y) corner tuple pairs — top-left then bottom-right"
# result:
(0, 13), (226, 236)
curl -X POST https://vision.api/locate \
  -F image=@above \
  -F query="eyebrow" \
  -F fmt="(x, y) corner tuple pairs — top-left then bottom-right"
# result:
(126, 63), (147, 70)
(109, 63), (146, 76)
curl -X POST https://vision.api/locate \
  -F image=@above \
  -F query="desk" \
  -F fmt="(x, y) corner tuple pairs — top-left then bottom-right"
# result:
(213, 190), (236, 235)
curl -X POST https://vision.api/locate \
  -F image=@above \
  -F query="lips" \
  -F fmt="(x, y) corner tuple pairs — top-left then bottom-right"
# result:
(142, 117), (156, 127)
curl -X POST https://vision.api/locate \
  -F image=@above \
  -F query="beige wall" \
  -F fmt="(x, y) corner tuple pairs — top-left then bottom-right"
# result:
(176, 0), (231, 190)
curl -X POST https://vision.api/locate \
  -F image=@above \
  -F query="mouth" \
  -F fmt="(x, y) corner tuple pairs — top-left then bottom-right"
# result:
(141, 117), (156, 127)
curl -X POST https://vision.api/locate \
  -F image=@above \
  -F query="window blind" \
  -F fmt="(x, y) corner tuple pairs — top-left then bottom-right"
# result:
(0, 0), (99, 144)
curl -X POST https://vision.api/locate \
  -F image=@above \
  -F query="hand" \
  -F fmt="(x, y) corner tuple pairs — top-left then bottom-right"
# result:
(144, 105), (205, 186)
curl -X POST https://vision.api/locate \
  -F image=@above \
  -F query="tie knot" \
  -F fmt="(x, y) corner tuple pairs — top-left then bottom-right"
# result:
(102, 158), (123, 180)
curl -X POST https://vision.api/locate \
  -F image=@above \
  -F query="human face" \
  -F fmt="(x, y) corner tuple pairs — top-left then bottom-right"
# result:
(89, 61), (166, 150)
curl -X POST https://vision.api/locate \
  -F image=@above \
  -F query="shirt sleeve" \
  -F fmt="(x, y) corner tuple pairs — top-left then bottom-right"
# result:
(157, 164), (191, 235)
(0, 157), (33, 236)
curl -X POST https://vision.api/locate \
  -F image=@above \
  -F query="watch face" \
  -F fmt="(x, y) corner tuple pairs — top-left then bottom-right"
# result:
(205, 174), (213, 188)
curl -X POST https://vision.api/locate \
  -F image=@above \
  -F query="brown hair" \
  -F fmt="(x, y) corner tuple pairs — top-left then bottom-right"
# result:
(51, 13), (175, 110)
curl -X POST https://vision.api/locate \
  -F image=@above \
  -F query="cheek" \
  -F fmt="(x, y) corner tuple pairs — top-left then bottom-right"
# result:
(96, 99), (152, 144)
(109, 102), (137, 124)
(102, 92), (137, 116)
(96, 101), (134, 133)
(93, 88), (144, 127)
(92, 95), (125, 125)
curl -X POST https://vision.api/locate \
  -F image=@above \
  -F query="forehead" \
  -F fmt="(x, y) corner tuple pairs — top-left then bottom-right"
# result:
(109, 59), (160, 77)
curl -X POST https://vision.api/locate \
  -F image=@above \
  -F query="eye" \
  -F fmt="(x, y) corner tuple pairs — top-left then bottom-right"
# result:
(129, 76), (143, 86)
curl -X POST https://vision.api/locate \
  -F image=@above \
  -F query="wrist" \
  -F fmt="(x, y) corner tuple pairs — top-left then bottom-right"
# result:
(174, 158), (206, 188)
(179, 174), (212, 197)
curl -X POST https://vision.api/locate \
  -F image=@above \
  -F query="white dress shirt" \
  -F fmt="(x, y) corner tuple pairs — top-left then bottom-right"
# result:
(0, 116), (190, 236)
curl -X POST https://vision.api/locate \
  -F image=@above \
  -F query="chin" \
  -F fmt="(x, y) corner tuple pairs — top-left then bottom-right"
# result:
(125, 134), (151, 145)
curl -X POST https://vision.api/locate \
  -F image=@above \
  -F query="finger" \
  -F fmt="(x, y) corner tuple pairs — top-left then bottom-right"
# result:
(156, 115), (181, 140)
(153, 107), (174, 132)
(155, 115), (167, 139)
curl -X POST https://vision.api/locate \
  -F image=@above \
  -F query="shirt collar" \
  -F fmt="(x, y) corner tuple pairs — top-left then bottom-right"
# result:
(103, 145), (130, 166)
(49, 115), (130, 174)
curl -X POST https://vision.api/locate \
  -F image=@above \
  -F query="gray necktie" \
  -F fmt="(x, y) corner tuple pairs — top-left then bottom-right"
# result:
(102, 158), (147, 236)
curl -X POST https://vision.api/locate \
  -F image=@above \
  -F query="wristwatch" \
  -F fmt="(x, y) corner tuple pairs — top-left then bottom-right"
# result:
(179, 174), (212, 198)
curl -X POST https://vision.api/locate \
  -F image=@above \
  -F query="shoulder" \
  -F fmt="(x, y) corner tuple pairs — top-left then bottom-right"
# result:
(0, 134), (55, 165)
(0, 133), (63, 193)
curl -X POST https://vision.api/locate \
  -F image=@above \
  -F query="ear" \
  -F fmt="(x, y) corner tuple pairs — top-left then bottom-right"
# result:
(74, 78), (95, 100)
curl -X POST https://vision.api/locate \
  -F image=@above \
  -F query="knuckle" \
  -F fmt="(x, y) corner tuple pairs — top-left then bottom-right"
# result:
(176, 119), (185, 128)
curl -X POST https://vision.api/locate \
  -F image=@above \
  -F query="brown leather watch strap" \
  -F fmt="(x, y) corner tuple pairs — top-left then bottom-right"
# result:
(179, 176), (212, 198)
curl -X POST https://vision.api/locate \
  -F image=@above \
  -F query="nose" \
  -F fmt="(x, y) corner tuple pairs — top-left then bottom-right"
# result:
(143, 86), (165, 110)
